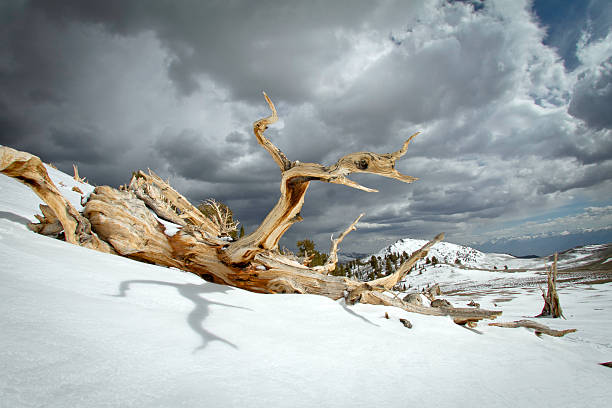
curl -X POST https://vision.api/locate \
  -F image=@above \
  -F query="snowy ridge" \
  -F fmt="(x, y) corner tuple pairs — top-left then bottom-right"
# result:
(371, 237), (487, 267)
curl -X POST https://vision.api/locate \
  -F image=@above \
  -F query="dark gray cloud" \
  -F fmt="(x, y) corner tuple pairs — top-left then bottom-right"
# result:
(569, 57), (612, 129)
(1, 0), (611, 256)
(29, 0), (414, 103)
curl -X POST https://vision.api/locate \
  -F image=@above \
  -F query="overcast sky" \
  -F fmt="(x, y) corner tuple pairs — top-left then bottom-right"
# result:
(1, 0), (611, 256)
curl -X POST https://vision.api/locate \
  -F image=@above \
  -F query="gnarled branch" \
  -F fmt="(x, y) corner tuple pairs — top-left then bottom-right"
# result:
(254, 92), (291, 171)
(1, 146), (112, 253)
(223, 94), (419, 265)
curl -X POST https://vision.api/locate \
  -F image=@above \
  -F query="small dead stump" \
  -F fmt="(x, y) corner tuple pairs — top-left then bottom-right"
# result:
(537, 253), (564, 318)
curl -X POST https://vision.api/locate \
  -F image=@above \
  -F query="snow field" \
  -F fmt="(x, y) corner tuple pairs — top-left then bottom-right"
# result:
(1, 170), (610, 407)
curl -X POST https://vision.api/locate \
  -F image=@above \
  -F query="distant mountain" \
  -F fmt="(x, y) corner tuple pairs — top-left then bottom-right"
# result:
(344, 237), (491, 281)
(343, 236), (612, 283)
(337, 252), (369, 263)
(371, 238), (486, 267)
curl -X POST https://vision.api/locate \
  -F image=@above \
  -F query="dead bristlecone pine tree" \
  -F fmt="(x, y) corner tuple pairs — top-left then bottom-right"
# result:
(537, 252), (564, 318)
(0, 92), (503, 325)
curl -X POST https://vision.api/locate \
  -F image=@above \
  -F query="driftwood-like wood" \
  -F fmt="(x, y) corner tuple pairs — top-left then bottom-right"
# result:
(312, 213), (363, 275)
(1, 147), (113, 253)
(73, 164), (86, 183)
(221, 93), (419, 265)
(537, 253), (564, 318)
(127, 169), (219, 235)
(28, 204), (63, 237)
(489, 320), (576, 337)
(0, 94), (502, 322)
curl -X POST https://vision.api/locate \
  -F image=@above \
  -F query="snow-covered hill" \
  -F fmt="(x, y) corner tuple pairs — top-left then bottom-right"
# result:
(347, 235), (611, 291)
(1, 166), (610, 407)
(374, 237), (487, 267)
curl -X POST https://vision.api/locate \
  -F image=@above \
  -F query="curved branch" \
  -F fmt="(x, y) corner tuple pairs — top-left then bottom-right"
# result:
(0, 146), (112, 253)
(391, 132), (420, 159)
(224, 94), (421, 264)
(254, 92), (291, 171)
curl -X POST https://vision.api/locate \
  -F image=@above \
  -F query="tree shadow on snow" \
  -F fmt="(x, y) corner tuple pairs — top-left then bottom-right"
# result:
(0, 211), (32, 226)
(339, 301), (380, 327)
(112, 280), (251, 352)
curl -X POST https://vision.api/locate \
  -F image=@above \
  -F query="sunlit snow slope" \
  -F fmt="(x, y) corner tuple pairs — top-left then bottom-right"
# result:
(0, 167), (610, 408)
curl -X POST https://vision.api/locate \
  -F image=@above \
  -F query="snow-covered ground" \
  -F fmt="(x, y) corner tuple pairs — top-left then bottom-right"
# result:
(1, 168), (610, 407)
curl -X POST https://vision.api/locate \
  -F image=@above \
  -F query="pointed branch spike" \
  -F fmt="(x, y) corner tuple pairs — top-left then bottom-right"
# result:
(392, 132), (420, 159)
(261, 91), (278, 124)
(313, 213), (365, 274)
(328, 176), (379, 192)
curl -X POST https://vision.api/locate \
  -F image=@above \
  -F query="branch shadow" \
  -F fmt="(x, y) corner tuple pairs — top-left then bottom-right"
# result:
(111, 280), (251, 352)
(0, 211), (32, 226)
(339, 301), (380, 327)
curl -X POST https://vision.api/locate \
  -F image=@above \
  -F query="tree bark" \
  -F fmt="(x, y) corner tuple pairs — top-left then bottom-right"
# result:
(0, 94), (502, 322)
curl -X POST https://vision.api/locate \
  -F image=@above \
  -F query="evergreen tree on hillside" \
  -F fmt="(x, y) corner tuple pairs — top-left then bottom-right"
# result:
(296, 239), (328, 267)
(385, 257), (393, 275)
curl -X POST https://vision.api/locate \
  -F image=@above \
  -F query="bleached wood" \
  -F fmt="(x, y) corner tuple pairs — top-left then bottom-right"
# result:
(489, 320), (576, 337)
(1, 146), (112, 253)
(73, 164), (86, 183)
(128, 169), (220, 236)
(223, 94), (419, 265)
(0, 94), (503, 322)
(313, 213), (364, 274)
(537, 252), (564, 318)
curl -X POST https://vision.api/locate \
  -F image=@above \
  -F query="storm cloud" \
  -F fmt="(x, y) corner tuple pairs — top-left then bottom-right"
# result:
(1, 0), (610, 256)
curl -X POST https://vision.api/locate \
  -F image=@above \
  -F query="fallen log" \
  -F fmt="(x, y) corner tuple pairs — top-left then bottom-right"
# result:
(0, 94), (502, 322)
(489, 320), (576, 337)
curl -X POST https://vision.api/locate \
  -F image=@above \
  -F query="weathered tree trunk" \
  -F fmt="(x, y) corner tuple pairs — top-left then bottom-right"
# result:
(537, 252), (564, 318)
(0, 93), (502, 323)
(0, 147), (113, 253)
